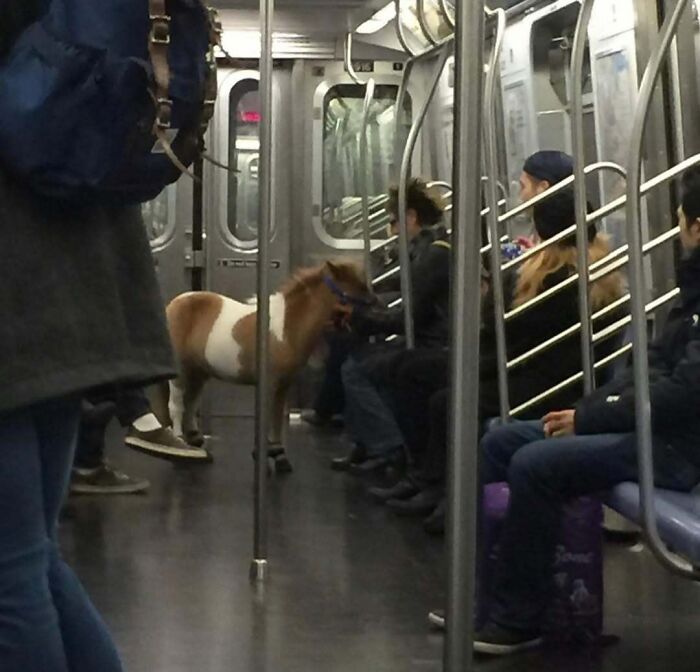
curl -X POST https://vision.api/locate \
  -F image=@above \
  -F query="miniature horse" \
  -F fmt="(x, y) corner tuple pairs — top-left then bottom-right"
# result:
(160, 260), (369, 472)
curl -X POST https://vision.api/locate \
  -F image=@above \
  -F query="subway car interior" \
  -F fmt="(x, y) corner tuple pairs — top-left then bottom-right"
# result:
(47, 0), (700, 670)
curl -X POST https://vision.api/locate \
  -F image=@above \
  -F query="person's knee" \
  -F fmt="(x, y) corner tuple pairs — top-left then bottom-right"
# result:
(507, 442), (552, 491)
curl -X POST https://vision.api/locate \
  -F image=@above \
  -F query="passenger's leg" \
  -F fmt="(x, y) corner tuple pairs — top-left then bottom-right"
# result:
(122, 383), (211, 462)
(334, 355), (403, 472)
(486, 432), (642, 636)
(308, 332), (351, 423)
(390, 350), (449, 467)
(34, 398), (124, 672)
(71, 396), (150, 496)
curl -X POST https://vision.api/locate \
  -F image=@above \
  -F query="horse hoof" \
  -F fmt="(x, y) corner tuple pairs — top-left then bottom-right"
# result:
(274, 456), (294, 474)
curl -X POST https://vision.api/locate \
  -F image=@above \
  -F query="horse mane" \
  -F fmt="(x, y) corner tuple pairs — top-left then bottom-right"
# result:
(279, 264), (326, 298)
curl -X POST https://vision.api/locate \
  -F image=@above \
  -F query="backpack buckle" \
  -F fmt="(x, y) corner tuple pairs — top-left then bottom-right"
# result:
(150, 15), (171, 45)
(155, 97), (173, 129)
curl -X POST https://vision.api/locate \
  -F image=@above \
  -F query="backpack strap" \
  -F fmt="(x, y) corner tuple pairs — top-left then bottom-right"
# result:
(148, 0), (172, 130)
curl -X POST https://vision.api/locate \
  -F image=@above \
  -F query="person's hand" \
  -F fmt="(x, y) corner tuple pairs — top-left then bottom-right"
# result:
(543, 410), (576, 438)
(330, 303), (353, 331)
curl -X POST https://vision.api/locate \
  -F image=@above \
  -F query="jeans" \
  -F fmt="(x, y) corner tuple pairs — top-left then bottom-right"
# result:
(480, 420), (700, 632)
(0, 398), (122, 672)
(342, 354), (404, 457)
(75, 388), (152, 469)
(313, 333), (352, 419)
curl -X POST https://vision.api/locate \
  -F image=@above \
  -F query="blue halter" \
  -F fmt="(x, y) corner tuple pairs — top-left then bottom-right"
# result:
(323, 275), (373, 307)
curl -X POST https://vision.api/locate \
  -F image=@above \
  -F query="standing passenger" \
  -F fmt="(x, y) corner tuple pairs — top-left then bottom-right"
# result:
(0, 4), (175, 670)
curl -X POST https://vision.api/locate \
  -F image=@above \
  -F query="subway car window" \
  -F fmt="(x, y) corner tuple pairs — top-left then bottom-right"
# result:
(142, 189), (171, 250)
(322, 84), (411, 242)
(227, 79), (265, 247)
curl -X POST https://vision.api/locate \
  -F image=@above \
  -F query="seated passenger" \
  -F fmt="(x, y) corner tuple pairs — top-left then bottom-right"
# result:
(462, 166), (700, 655)
(373, 185), (623, 531)
(331, 178), (450, 473)
(364, 150), (573, 501)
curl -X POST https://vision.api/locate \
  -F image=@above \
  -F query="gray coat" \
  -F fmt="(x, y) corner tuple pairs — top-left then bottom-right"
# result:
(0, 171), (175, 414)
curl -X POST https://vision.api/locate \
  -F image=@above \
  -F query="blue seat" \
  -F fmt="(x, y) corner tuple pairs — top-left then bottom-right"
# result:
(605, 483), (700, 564)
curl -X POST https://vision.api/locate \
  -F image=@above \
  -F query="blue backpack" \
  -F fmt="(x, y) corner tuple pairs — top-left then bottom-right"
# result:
(0, 0), (219, 204)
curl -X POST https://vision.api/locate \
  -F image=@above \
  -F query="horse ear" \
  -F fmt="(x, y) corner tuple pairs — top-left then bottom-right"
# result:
(325, 260), (341, 278)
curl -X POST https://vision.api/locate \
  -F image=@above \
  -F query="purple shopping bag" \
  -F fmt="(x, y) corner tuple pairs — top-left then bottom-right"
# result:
(477, 483), (604, 645)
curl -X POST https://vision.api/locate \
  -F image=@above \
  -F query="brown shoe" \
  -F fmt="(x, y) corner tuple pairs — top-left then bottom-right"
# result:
(125, 426), (212, 463)
(71, 463), (150, 495)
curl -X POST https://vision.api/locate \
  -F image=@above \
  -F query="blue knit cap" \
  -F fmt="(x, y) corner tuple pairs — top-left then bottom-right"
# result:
(523, 150), (574, 185)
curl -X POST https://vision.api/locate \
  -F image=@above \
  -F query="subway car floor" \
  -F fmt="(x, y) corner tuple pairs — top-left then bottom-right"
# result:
(60, 417), (700, 672)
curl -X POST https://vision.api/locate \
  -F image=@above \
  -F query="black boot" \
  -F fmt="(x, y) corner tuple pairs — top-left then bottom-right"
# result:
(423, 498), (445, 535)
(330, 444), (367, 471)
(368, 478), (420, 504)
(387, 486), (444, 517)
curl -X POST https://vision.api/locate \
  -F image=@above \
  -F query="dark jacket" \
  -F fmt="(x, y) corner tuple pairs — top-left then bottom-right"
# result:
(351, 227), (451, 348)
(0, 3), (174, 413)
(480, 265), (621, 419)
(575, 248), (700, 468)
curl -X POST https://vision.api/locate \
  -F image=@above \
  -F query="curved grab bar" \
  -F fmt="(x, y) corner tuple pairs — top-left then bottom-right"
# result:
(483, 7), (510, 421)
(395, 0), (418, 56)
(417, 0), (440, 45)
(344, 33), (367, 86)
(360, 78), (376, 285)
(438, 0), (454, 29)
(397, 45), (453, 348)
(571, 0), (596, 394)
(624, 0), (700, 580)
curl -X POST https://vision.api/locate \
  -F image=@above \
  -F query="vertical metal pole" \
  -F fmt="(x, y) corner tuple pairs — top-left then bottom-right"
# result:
(570, 0), (596, 394)
(360, 78), (376, 285)
(483, 8), (509, 422)
(398, 46), (451, 350)
(445, 4), (485, 671)
(393, 60), (414, 180)
(625, 0), (700, 580)
(251, 0), (274, 583)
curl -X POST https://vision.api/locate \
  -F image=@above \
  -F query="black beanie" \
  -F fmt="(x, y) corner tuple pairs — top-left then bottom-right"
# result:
(523, 150), (574, 185)
(533, 187), (596, 245)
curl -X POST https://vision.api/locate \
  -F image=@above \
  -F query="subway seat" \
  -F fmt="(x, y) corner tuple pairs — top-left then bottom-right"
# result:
(606, 483), (700, 565)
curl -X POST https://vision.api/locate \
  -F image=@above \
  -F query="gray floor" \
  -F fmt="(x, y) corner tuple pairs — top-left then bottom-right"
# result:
(60, 417), (700, 672)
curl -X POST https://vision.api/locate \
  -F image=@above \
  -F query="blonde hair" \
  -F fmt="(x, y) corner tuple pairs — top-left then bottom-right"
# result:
(511, 235), (623, 310)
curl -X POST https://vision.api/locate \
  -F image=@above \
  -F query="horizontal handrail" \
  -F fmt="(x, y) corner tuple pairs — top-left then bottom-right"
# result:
(505, 224), (679, 322)
(500, 161), (628, 271)
(509, 288), (680, 417)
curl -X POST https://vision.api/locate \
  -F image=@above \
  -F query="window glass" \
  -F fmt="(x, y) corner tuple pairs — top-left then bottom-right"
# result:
(142, 190), (170, 245)
(322, 84), (412, 241)
(227, 81), (267, 246)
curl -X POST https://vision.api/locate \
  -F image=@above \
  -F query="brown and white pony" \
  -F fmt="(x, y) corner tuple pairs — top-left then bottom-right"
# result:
(159, 260), (369, 472)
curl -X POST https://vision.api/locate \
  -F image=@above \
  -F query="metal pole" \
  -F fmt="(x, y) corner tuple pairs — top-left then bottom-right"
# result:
(393, 60), (414, 180)
(483, 7), (509, 421)
(571, 0), (596, 394)
(624, 0), (700, 580)
(360, 77), (376, 285)
(251, 0), (274, 583)
(445, 3), (484, 670)
(398, 45), (452, 349)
